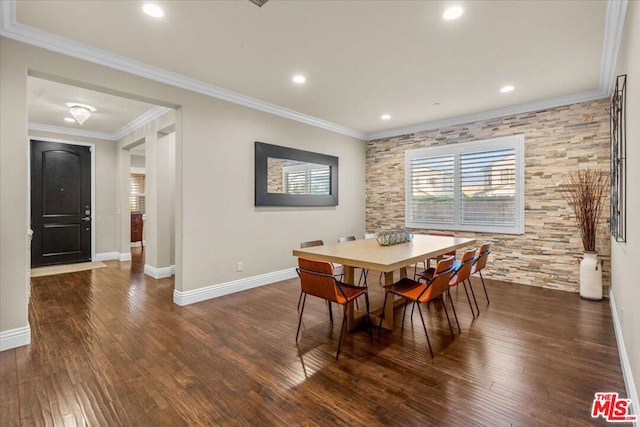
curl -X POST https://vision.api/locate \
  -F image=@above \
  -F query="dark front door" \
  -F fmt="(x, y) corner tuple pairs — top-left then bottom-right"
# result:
(31, 140), (92, 267)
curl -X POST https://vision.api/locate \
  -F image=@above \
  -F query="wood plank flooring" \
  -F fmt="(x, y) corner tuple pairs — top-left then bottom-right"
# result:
(0, 249), (627, 426)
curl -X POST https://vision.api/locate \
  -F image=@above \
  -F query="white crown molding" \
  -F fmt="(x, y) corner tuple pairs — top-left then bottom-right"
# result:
(28, 122), (118, 140)
(173, 268), (298, 306)
(2, 0), (627, 143)
(0, 325), (31, 351)
(113, 105), (173, 140)
(609, 290), (639, 425)
(366, 88), (607, 141)
(599, 0), (628, 97)
(144, 264), (175, 279)
(0, 1), (366, 141)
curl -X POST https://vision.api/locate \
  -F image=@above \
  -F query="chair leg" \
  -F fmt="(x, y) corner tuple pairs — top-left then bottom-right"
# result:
(479, 271), (489, 303)
(377, 292), (389, 339)
(447, 288), (461, 333)
(364, 292), (372, 340)
(462, 282), (476, 318)
(401, 299), (409, 329)
(441, 298), (454, 338)
(296, 294), (307, 341)
(297, 291), (303, 312)
(328, 301), (333, 326)
(416, 303), (434, 358)
(336, 303), (348, 360)
(467, 279), (480, 315)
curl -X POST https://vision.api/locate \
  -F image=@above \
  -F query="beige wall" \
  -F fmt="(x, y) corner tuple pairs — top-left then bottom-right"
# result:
(0, 37), (365, 339)
(366, 98), (611, 293)
(28, 131), (119, 255)
(611, 0), (639, 409)
(130, 154), (145, 169)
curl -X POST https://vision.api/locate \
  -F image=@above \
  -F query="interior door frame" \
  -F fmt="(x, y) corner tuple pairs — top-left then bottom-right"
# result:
(28, 136), (97, 262)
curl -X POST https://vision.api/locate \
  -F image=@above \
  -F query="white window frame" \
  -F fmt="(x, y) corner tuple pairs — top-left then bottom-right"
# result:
(405, 134), (525, 235)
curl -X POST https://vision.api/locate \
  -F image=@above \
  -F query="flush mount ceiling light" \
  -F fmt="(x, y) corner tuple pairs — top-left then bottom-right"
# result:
(292, 75), (306, 84)
(143, 3), (165, 18)
(443, 5), (464, 20)
(500, 85), (515, 93)
(66, 103), (96, 125)
(249, 0), (270, 7)
(381, 114), (391, 120)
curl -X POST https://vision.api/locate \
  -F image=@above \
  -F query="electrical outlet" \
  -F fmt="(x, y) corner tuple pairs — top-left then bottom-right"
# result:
(237, 262), (243, 272)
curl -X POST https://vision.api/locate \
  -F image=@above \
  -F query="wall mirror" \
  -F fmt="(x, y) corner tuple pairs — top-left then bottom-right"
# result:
(255, 141), (338, 206)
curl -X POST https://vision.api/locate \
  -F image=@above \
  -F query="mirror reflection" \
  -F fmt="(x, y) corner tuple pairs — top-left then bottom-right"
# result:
(267, 158), (331, 195)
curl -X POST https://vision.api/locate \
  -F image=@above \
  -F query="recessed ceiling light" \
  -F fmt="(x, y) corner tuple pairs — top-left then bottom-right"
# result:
(443, 6), (464, 20)
(143, 4), (165, 18)
(64, 117), (75, 123)
(381, 114), (391, 120)
(292, 75), (306, 84)
(500, 85), (515, 93)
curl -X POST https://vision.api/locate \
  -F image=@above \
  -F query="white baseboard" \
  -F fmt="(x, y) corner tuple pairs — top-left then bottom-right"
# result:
(144, 264), (175, 279)
(94, 252), (119, 261)
(0, 325), (31, 352)
(610, 290), (639, 425)
(119, 252), (132, 262)
(173, 267), (297, 306)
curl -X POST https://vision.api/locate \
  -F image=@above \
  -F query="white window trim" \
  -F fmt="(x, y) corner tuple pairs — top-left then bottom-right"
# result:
(405, 134), (525, 235)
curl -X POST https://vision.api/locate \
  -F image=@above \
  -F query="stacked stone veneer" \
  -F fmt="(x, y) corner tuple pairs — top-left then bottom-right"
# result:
(366, 99), (611, 293)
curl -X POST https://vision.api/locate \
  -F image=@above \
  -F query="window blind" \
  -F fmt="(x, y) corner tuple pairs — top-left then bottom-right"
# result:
(130, 173), (145, 213)
(405, 135), (524, 234)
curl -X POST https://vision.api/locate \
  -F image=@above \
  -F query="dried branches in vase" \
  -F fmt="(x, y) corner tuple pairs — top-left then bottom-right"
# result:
(558, 169), (609, 252)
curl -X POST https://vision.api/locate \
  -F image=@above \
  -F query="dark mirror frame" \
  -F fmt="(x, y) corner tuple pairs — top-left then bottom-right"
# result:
(255, 141), (339, 206)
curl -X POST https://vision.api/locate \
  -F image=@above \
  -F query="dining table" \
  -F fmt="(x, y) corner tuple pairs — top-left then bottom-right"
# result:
(292, 234), (477, 330)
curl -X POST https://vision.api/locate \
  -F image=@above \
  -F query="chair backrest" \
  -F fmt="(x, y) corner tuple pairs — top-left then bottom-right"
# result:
(338, 236), (356, 243)
(300, 240), (324, 249)
(429, 231), (456, 257)
(364, 233), (378, 239)
(419, 256), (455, 302)
(297, 258), (340, 303)
(450, 248), (477, 285)
(473, 242), (492, 272)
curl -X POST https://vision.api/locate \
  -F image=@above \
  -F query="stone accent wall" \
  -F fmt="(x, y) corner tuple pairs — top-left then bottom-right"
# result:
(366, 99), (611, 293)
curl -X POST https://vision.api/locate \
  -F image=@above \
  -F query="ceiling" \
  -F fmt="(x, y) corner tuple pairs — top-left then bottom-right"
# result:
(28, 77), (160, 135)
(7, 1), (621, 140)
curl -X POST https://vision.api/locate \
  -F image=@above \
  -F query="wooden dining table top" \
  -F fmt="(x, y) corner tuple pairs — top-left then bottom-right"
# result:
(293, 234), (477, 273)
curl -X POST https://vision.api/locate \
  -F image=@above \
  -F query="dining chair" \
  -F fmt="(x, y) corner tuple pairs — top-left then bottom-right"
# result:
(417, 247), (478, 321)
(471, 242), (492, 303)
(377, 256), (456, 358)
(414, 231), (458, 281)
(298, 240), (344, 312)
(296, 258), (371, 359)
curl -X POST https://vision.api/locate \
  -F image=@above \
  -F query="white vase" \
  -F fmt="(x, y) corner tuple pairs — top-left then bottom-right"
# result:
(580, 252), (602, 300)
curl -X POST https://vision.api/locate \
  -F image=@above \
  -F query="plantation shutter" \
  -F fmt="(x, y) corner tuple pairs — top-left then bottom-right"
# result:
(459, 148), (516, 225)
(130, 173), (145, 213)
(407, 155), (455, 225)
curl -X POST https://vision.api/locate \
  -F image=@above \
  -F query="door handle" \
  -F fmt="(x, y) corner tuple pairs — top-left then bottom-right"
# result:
(81, 216), (91, 221)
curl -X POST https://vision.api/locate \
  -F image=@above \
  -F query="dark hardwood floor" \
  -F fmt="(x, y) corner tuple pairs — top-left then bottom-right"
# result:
(0, 249), (627, 426)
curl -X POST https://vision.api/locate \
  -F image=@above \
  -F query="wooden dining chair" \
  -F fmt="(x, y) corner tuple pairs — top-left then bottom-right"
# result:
(377, 256), (456, 358)
(296, 258), (371, 359)
(414, 231), (458, 281)
(471, 242), (492, 303)
(297, 240), (346, 313)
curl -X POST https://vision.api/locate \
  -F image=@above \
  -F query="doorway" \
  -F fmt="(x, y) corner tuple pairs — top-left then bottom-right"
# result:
(30, 139), (93, 267)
